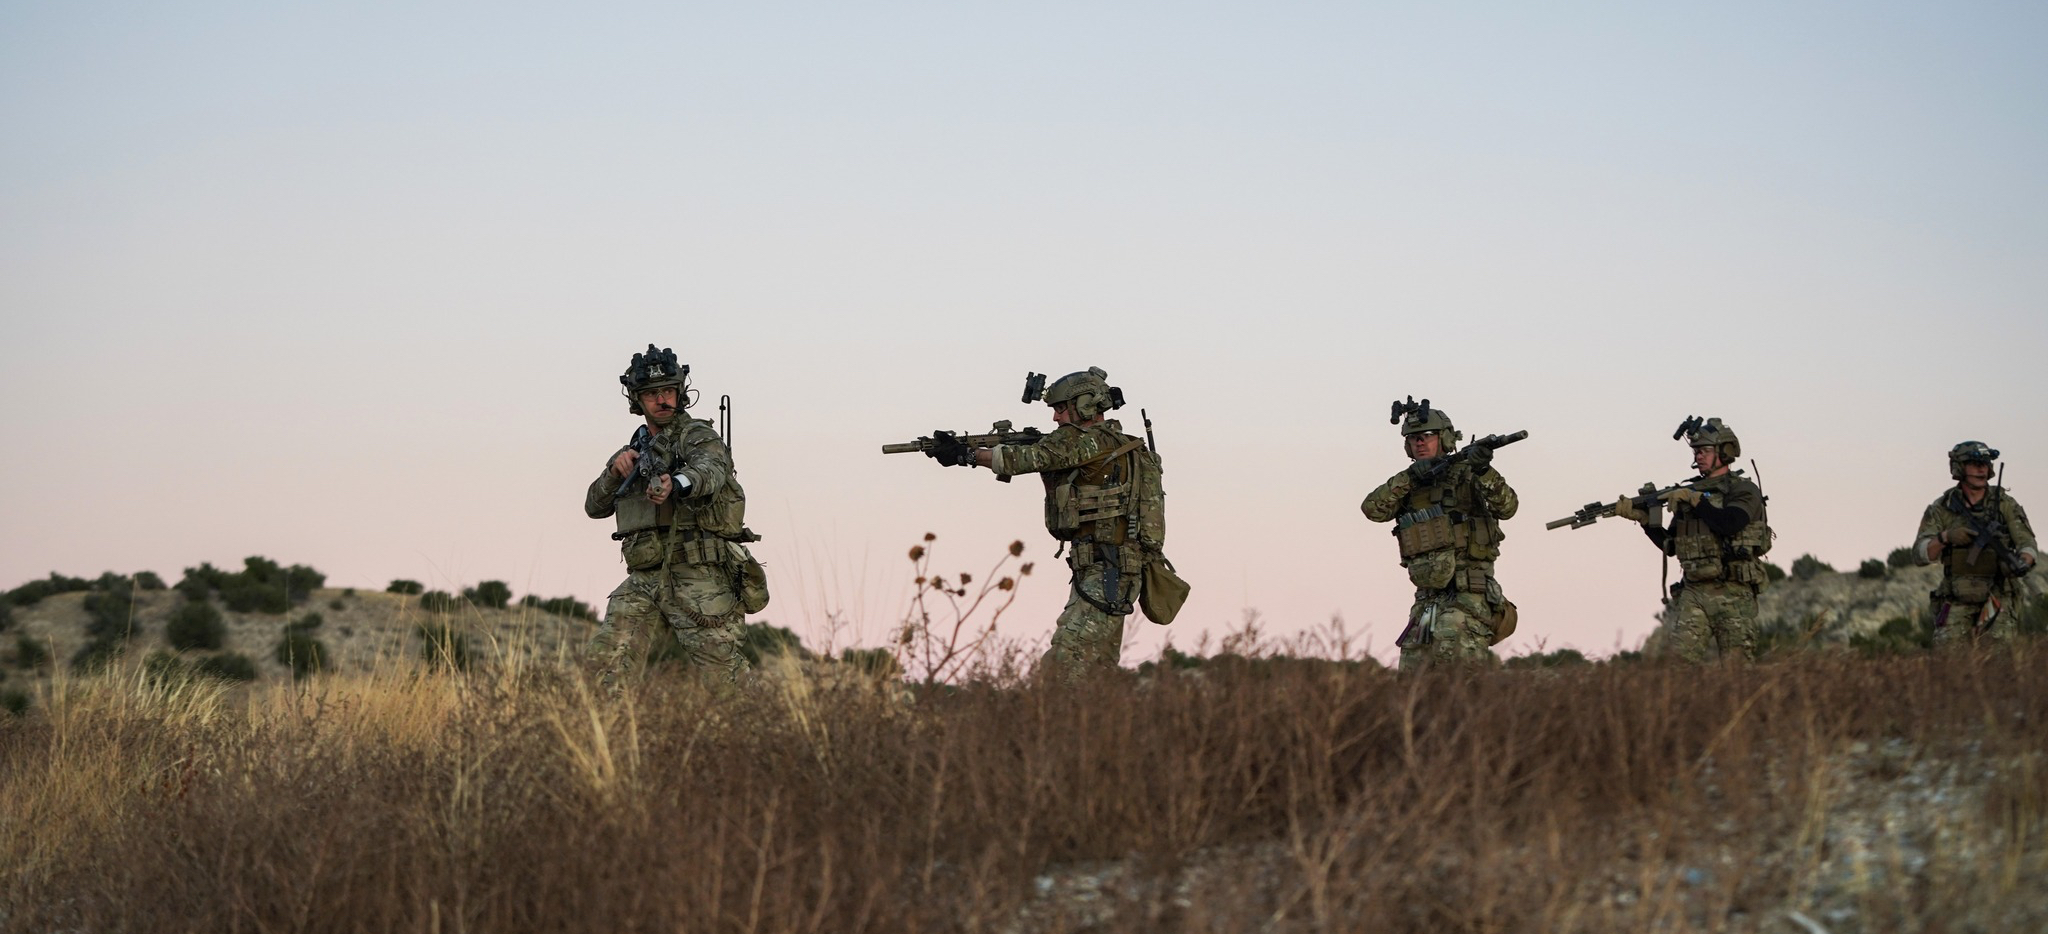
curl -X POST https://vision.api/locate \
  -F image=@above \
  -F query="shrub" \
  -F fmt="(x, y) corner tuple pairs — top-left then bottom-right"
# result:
(523, 595), (597, 621)
(82, 590), (138, 641)
(1850, 615), (1934, 655)
(273, 631), (330, 679)
(1858, 559), (1888, 580)
(417, 624), (475, 671)
(6, 572), (93, 607)
(1790, 554), (1835, 581)
(2020, 594), (2048, 638)
(1504, 648), (1591, 669)
(462, 580), (513, 610)
(329, 599), (345, 611)
(1, 689), (28, 716)
(736, 622), (810, 666)
(142, 651), (190, 688)
(1887, 546), (1917, 569)
(287, 612), (323, 632)
(133, 571), (167, 590)
(166, 600), (227, 651)
(195, 652), (258, 682)
(839, 647), (903, 679)
(387, 580), (424, 595)
(220, 579), (289, 614)
(418, 591), (460, 613)
(14, 634), (50, 670)
(1763, 562), (1787, 583)
(0, 599), (11, 632)
(196, 652), (258, 682)
(70, 639), (123, 673)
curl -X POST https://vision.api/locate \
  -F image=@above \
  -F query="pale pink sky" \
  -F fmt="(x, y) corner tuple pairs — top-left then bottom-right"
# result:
(4, 3), (2045, 663)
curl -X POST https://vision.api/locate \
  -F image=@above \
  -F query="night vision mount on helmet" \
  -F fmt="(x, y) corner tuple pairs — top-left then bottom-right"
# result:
(1675, 415), (1740, 461)
(1028, 368), (1126, 420)
(1391, 395), (1461, 450)
(620, 344), (693, 415)
(1949, 440), (2000, 481)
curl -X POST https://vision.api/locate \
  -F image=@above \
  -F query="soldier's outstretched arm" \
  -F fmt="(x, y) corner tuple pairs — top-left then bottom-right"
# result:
(585, 462), (623, 519)
(989, 425), (1102, 476)
(1912, 503), (1946, 565)
(1361, 471), (1412, 523)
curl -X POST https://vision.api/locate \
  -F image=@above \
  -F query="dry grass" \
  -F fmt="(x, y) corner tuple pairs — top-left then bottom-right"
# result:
(2, 639), (2044, 933)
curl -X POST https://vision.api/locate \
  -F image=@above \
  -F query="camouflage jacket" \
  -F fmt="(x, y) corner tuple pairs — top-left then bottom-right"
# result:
(1362, 462), (1518, 562)
(584, 416), (746, 541)
(1913, 486), (2037, 594)
(1643, 471), (1771, 586)
(991, 420), (1150, 547)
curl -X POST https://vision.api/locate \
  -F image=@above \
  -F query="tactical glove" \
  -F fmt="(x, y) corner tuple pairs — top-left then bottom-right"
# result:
(1940, 526), (1977, 546)
(927, 432), (976, 468)
(1612, 495), (1647, 524)
(1664, 488), (1703, 510)
(1466, 444), (1493, 472)
(1407, 457), (1442, 483)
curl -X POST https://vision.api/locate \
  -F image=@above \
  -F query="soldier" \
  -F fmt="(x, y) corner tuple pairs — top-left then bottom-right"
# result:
(1362, 400), (1519, 669)
(1912, 441), (2037, 645)
(584, 345), (769, 693)
(1612, 417), (1772, 662)
(925, 368), (1167, 678)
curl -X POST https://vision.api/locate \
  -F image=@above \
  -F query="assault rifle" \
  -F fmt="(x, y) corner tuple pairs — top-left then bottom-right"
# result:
(612, 425), (666, 504)
(1961, 464), (2033, 578)
(1412, 430), (1529, 484)
(1545, 469), (1747, 531)
(882, 421), (1047, 482)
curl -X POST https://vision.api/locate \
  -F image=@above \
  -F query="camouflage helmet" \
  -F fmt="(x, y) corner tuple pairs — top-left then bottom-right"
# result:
(1675, 415), (1740, 461)
(1948, 440), (1999, 481)
(1390, 396), (1460, 453)
(619, 344), (690, 415)
(1042, 367), (1123, 420)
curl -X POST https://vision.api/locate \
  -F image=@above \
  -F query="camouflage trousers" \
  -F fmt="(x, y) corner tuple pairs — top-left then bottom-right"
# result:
(591, 562), (748, 695)
(1398, 589), (1499, 670)
(1669, 580), (1758, 663)
(1039, 551), (1138, 680)
(1931, 590), (2023, 647)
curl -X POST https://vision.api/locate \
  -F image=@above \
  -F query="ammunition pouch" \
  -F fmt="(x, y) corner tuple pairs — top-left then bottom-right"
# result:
(617, 529), (666, 571)
(1394, 507), (1456, 559)
(1139, 555), (1189, 625)
(1490, 599), (1518, 646)
(1945, 575), (1995, 605)
(1404, 548), (1457, 592)
(733, 542), (770, 614)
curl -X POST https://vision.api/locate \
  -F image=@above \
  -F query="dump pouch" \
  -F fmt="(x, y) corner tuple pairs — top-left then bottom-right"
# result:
(1139, 555), (1190, 625)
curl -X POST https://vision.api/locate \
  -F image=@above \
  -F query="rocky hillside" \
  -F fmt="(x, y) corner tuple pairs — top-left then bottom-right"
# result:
(1, 587), (595, 685)
(1650, 558), (2043, 649)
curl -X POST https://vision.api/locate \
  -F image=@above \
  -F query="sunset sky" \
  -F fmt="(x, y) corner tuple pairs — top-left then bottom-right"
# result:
(5, 2), (2045, 664)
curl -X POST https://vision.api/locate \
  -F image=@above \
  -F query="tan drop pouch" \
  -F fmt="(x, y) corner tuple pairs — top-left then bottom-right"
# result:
(1490, 599), (1518, 645)
(1140, 555), (1190, 625)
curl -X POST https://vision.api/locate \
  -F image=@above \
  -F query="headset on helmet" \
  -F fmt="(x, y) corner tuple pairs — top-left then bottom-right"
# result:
(1032, 367), (1125, 420)
(1390, 395), (1460, 452)
(1674, 415), (1741, 462)
(1948, 440), (1999, 481)
(619, 344), (692, 415)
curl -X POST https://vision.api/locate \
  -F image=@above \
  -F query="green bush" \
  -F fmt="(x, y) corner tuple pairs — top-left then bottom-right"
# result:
(1858, 559), (1888, 580)
(1850, 615), (1934, 655)
(14, 634), (50, 670)
(186, 557), (326, 613)
(839, 647), (903, 679)
(195, 652), (258, 682)
(196, 652), (258, 682)
(1887, 546), (1917, 569)
(82, 590), (138, 641)
(220, 579), (289, 614)
(1, 689), (28, 716)
(736, 622), (810, 666)
(462, 581), (513, 610)
(522, 595), (598, 620)
(328, 599), (346, 611)
(166, 599), (227, 651)
(0, 599), (11, 632)
(6, 572), (94, 607)
(387, 579), (424, 595)
(273, 631), (330, 679)
(287, 612), (323, 632)
(1790, 554), (1835, 581)
(418, 591), (460, 613)
(133, 570), (166, 590)
(70, 638), (124, 673)
(416, 624), (475, 671)
(143, 651), (190, 688)
(1504, 648), (1591, 669)
(1763, 562), (1787, 583)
